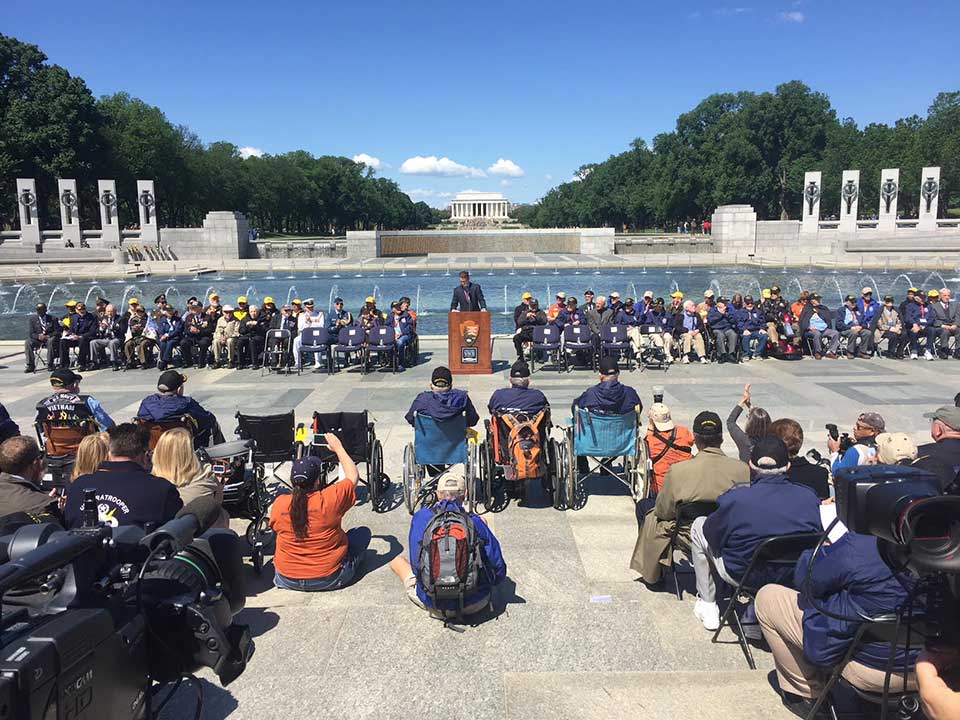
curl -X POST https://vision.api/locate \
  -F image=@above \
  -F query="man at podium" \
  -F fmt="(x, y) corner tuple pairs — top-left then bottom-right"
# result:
(450, 271), (487, 312)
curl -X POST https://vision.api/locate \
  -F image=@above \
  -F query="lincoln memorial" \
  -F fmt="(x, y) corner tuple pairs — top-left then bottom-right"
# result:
(449, 191), (511, 222)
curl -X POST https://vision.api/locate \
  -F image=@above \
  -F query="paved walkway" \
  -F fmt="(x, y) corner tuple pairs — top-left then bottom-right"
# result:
(1, 340), (950, 720)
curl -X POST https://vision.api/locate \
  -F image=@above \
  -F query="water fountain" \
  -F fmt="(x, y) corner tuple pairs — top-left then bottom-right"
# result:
(120, 285), (139, 308)
(414, 285), (428, 317)
(806, 256), (814, 275)
(47, 285), (71, 308)
(788, 277), (804, 298)
(883, 257), (890, 275)
(83, 285), (108, 306)
(618, 259), (625, 275)
(241, 262), (249, 281)
(285, 286), (299, 306)
(202, 286), (219, 304)
(857, 256), (864, 275)
(371, 285), (381, 307)
(332, 262), (341, 279)
(552, 266), (559, 275)
(66, 273), (76, 286)
(669, 279), (680, 295)
(923, 272), (948, 290)
(399, 264), (407, 278)
(685, 256), (693, 275)
(380, 262), (386, 277)
(327, 284), (340, 313)
(574, 260), (581, 275)
(244, 286), (260, 304)
(889, 274), (914, 292)
(286, 266), (297, 279)
(864, 275), (882, 297)
(10, 284), (41, 313)
(502, 285), (511, 315)
(509, 258), (516, 276)
(444, 261), (451, 277)
(215, 259), (225, 281)
(165, 264), (178, 282)
(709, 254), (718, 274)
(531, 258), (538, 276)
(641, 261), (647, 275)
(708, 279), (722, 297)
(629, 282), (639, 300)
(264, 262), (276, 280)
(162, 286), (182, 308)
(664, 255), (673, 275)
(782, 256), (789, 275)
(36, 266), (48, 287)
(830, 278), (845, 305)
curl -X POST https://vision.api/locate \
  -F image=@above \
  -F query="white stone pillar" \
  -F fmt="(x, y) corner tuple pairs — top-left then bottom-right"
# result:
(800, 171), (822, 235)
(57, 178), (82, 247)
(838, 170), (860, 234)
(15, 178), (41, 248)
(918, 166), (941, 232)
(878, 169), (899, 233)
(97, 179), (121, 246)
(136, 179), (160, 246)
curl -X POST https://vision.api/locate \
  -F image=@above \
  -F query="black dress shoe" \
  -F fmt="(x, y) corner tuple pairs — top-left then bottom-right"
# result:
(780, 692), (829, 720)
(24, 367), (33, 373)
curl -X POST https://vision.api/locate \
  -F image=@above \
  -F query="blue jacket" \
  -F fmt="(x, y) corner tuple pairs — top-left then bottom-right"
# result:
(857, 298), (880, 325)
(640, 309), (670, 330)
(64, 460), (183, 530)
(488, 386), (549, 415)
(327, 309), (353, 333)
(555, 308), (586, 328)
(904, 301), (931, 328)
(835, 306), (866, 332)
(157, 316), (183, 342)
(136, 393), (218, 439)
(703, 473), (822, 582)
(573, 379), (641, 416)
(409, 498), (507, 610)
(614, 309), (641, 326)
(70, 312), (98, 338)
(706, 307), (735, 331)
(391, 311), (414, 337)
(405, 389), (479, 428)
(796, 532), (918, 671)
(737, 307), (766, 333)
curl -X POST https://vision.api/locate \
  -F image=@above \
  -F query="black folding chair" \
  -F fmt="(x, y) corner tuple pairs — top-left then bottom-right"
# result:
(365, 327), (398, 373)
(668, 501), (718, 600)
(562, 325), (596, 372)
(333, 326), (366, 373)
(600, 325), (633, 370)
(263, 328), (294, 375)
(530, 325), (562, 373)
(711, 532), (822, 669)
(298, 326), (333, 373)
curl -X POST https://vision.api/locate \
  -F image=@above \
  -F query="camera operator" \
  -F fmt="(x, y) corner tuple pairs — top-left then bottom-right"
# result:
(917, 648), (960, 720)
(63, 423), (183, 529)
(828, 411), (885, 475)
(915, 406), (960, 491)
(0, 436), (61, 521)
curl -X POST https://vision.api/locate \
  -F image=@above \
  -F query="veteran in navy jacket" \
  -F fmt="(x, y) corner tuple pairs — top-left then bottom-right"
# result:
(488, 361), (549, 416)
(136, 370), (221, 446)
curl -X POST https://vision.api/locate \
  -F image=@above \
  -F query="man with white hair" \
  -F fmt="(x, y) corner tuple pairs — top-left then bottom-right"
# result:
(488, 361), (548, 416)
(293, 298), (325, 370)
(674, 300), (708, 364)
(388, 466), (507, 619)
(89, 303), (124, 370)
(688, 436), (821, 632)
(928, 288), (960, 358)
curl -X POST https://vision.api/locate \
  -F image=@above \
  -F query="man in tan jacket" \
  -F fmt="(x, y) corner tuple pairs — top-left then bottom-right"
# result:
(630, 410), (749, 585)
(212, 305), (240, 368)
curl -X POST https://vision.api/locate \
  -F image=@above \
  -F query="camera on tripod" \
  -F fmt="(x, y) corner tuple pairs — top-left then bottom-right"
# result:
(0, 491), (253, 719)
(825, 423), (855, 455)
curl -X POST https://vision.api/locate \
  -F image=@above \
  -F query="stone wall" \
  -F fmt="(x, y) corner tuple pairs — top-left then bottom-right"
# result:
(156, 211), (248, 261)
(346, 228), (613, 258)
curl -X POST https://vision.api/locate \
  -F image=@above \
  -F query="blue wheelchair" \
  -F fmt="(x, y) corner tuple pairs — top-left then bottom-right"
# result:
(401, 411), (484, 515)
(556, 406), (649, 510)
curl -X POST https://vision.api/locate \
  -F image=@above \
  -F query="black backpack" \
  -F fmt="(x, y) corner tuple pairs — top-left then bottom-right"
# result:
(416, 505), (484, 620)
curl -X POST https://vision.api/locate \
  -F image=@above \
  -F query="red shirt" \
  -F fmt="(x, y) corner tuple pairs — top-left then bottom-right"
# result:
(269, 481), (356, 579)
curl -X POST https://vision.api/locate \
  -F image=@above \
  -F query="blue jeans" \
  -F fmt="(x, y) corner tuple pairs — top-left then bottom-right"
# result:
(396, 334), (412, 364)
(158, 338), (179, 364)
(274, 527), (371, 592)
(741, 331), (767, 357)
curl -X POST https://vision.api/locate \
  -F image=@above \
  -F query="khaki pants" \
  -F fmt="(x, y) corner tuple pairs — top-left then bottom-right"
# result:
(766, 322), (780, 344)
(213, 335), (236, 363)
(755, 585), (916, 699)
(625, 327), (642, 356)
(681, 332), (705, 357)
(648, 332), (673, 356)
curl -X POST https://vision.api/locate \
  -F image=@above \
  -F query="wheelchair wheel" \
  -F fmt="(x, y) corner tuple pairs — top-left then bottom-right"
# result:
(548, 438), (563, 510)
(369, 439), (384, 511)
(465, 440), (479, 513)
(564, 430), (578, 510)
(633, 434), (651, 501)
(479, 440), (495, 510)
(402, 443), (418, 515)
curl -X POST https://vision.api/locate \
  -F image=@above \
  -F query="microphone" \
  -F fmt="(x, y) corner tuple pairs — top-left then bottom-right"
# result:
(140, 497), (222, 556)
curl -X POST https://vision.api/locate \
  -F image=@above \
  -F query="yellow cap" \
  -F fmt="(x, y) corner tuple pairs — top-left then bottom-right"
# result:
(522, 292), (532, 299)
(928, 289), (940, 298)
(237, 296), (248, 303)
(762, 289), (772, 299)
(291, 299), (302, 305)
(209, 293), (219, 300)
(365, 296), (376, 303)
(670, 291), (683, 299)
(128, 298), (139, 305)
(263, 296), (274, 304)
(65, 300), (78, 307)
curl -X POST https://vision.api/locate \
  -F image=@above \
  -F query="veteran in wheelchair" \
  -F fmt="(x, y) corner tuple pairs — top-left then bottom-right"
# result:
(556, 356), (648, 510)
(135, 369), (223, 448)
(482, 360), (560, 507)
(402, 366), (483, 514)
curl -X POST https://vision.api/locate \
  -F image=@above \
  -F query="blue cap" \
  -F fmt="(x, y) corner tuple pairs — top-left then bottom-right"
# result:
(290, 456), (323, 486)
(334, 297), (344, 303)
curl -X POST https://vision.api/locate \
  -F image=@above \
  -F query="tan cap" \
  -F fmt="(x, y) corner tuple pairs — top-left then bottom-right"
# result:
(649, 403), (674, 432)
(556, 291), (566, 300)
(704, 290), (715, 298)
(861, 287), (872, 295)
(875, 433), (918, 464)
(438, 465), (467, 497)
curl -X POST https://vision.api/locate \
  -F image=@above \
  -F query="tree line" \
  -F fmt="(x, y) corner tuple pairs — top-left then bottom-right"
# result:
(0, 34), (438, 234)
(513, 81), (959, 230)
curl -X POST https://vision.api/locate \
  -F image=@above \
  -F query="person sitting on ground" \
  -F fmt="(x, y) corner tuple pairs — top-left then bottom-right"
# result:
(799, 293), (840, 359)
(736, 295), (768, 360)
(643, 402), (694, 504)
(640, 297), (674, 363)
(36, 369), (114, 435)
(58, 301), (98, 370)
(136, 370), (221, 446)
(829, 411), (884, 475)
(488, 360), (548, 417)
(152, 428), (228, 528)
(675, 300), (708, 364)
(928, 287), (960, 359)
(726, 383), (771, 463)
(768, 418), (830, 500)
(212, 305), (240, 368)
(513, 298), (547, 360)
(24, 303), (61, 373)
(0, 402), (19, 444)
(836, 294), (873, 359)
(915, 406), (960, 491)
(689, 436), (822, 633)
(573, 356), (642, 417)
(630, 410), (748, 586)
(235, 305), (267, 369)
(63, 423), (182, 529)
(389, 466), (507, 619)
(0, 436), (60, 520)
(155, 305), (183, 371)
(870, 294), (905, 358)
(905, 290), (937, 360)
(70, 432), (110, 482)
(405, 366), (480, 428)
(756, 531), (920, 719)
(707, 297), (739, 363)
(270, 437), (369, 591)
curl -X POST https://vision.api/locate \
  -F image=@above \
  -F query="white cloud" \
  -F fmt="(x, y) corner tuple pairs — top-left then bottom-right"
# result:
(400, 155), (486, 178)
(778, 10), (805, 22)
(404, 188), (453, 199)
(499, 179), (511, 187)
(352, 152), (382, 170)
(544, 173), (553, 181)
(487, 158), (525, 177)
(715, 6), (751, 15)
(239, 146), (264, 159)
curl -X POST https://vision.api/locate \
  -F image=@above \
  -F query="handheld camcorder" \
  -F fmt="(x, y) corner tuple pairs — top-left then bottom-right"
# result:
(0, 491), (253, 719)
(835, 464), (960, 645)
(825, 423), (854, 455)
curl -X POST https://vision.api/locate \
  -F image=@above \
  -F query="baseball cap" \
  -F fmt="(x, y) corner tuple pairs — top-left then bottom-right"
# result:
(50, 368), (82, 387)
(923, 405), (960, 431)
(65, 300), (78, 308)
(703, 290), (715, 298)
(157, 369), (187, 393)
(670, 291), (684, 299)
(584, 289), (595, 296)
(928, 289), (940, 298)
(35, 303), (46, 310)
(858, 412), (886, 431)
(693, 410), (722, 437)
(771, 285), (781, 294)
(811, 293), (822, 300)
(649, 403), (674, 432)
(643, 290), (654, 299)
(744, 295), (755, 304)
(845, 294), (857, 303)
(556, 291), (567, 300)
(598, 356), (619, 376)
(153, 294), (166, 304)
(263, 296), (275, 304)
(281, 304), (292, 310)
(209, 293), (219, 300)
(304, 298), (315, 305)
(292, 299), (302, 306)
(861, 287), (872, 295)
(334, 297), (344, 303)
(432, 366), (453, 388)
(127, 297), (139, 305)
(290, 456), (323, 486)
(365, 296), (375, 303)
(907, 287), (919, 294)
(510, 360), (531, 378)
(222, 305), (235, 312)
(237, 295), (248, 304)
(883, 295), (894, 303)
(610, 291), (620, 299)
(522, 292), (532, 299)
(876, 433), (918, 464)
(438, 466), (467, 496)
(750, 436), (790, 471)
(624, 298), (634, 306)
(567, 297), (578, 305)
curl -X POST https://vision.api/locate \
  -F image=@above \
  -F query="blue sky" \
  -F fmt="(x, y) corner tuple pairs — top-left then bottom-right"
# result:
(3, 1), (958, 207)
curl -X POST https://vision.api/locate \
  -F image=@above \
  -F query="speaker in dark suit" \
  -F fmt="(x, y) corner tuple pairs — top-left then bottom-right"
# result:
(450, 271), (487, 312)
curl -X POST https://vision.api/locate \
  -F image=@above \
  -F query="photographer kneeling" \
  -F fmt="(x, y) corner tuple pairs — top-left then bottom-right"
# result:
(269, 434), (370, 592)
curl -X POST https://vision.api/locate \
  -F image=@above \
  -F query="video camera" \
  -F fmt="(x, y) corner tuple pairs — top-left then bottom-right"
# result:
(825, 423), (855, 455)
(0, 491), (253, 719)
(835, 464), (960, 645)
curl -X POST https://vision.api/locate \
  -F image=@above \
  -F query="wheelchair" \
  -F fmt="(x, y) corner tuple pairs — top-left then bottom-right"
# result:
(306, 410), (388, 511)
(480, 408), (561, 508)
(555, 407), (649, 510)
(135, 414), (199, 451)
(401, 412), (482, 515)
(34, 419), (97, 490)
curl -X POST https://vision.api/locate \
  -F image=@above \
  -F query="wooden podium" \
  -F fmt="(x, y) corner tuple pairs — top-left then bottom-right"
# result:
(447, 311), (492, 374)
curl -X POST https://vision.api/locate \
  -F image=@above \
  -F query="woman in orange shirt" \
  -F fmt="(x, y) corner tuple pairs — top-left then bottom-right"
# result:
(270, 433), (370, 591)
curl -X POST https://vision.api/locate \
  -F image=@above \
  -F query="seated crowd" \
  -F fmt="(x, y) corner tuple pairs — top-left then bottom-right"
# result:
(24, 292), (418, 373)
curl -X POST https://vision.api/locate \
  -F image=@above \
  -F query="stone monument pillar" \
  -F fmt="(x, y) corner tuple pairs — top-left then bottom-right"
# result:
(878, 168), (899, 233)
(57, 178), (82, 247)
(97, 179), (121, 247)
(800, 171), (822, 235)
(838, 170), (860, 234)
(15, 178), (42, 249)
(136, 179), (160, 246)
(918, 166), (941, 232)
